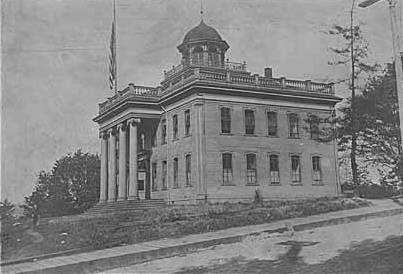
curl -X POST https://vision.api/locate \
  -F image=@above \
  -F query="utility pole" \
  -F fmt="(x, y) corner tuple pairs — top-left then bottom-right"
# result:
(359, 0), (403, 153)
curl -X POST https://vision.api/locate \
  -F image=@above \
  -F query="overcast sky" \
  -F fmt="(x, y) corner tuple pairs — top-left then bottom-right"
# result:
(2, 0), (400, 203)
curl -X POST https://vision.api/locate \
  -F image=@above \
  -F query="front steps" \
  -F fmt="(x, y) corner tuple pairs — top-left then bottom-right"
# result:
(84, 199), (166, 217)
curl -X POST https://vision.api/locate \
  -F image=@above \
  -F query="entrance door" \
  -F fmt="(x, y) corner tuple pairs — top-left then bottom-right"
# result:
(138, 171), (146, 199)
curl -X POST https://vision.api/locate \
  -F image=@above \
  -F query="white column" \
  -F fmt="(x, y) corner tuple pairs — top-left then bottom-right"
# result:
(128, 118), (139, 200)
(107, 128), (117, 202)
(99, 131), (108, 203)
(117, 123), (127, 201)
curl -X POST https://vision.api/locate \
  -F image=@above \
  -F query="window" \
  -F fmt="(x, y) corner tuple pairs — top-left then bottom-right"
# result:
(222, 153), (233, 185)
(310, 115), (320, 140)
(246, 153), (257, 185)
(184, 110), (191, 136)
(173, 158), (179, 188)
(267, 112), (278, 137)
(288, 113), (299, 138)
(221, 107), (231, 134)
(207, 46), (220, 67)
(162, 161), (167, 190)
(208, 53), (221, 67)
(138, 176), (144, 191)
(152, 162), (157, 191)
(173, 115), (178, 139)
(312, 156), (322, 183)
(245, 110), (255, 135)
(161, 119), (167, 144)
(185, 154), (191, 186)
(191, 46), (203, 65)
(269, 155), (280, 184)
(291, 155), (301, 183)
(140, 133), (145, 150)
(152, 136), (156, 147)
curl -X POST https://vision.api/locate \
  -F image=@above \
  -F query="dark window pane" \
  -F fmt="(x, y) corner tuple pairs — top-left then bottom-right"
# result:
(267, 112), (277, 136)
(161, 119), (167, 144)
(185, 110), (191, 136)
(312, 156), (322, 183)
(162, 161), (167, 189)
(223, 153), (232, 169)
(173, 158), (179, 188)
(288, 114), (299, 138)
(269, 155), (280, 184)
(246, 154), (257, 185)
(185, 155), (191, 186)
(270, 155), (279, 171)
(310, 115), (320, 140)
(173, 115), (178, 139)
(291, 155), (301, 182)
(222, 153), (233, 185)
(152, 162), (157, 191)
(138, 179), (144, 191)
(221, 108), (231, 133)
(245, 110), (255, 135)
(247, 154), (256, 169)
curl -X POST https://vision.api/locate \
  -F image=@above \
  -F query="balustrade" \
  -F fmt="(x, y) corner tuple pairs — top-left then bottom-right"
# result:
(164, 59), (247, 80)
(199, 70), (226, 81)
(100, 66), (334, 114)
(225, 61), (247, 71)
(230, 74), (254, 84)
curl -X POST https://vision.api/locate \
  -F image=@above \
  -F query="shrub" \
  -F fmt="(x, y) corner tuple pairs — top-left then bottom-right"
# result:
(81, 224), (115, 248)
(357, 184), (396, 199)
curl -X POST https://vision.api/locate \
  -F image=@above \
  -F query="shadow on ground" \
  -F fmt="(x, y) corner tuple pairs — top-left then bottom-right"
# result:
(174, 235), (403, 274)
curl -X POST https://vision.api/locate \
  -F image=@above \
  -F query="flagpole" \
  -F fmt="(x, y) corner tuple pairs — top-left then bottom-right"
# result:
(113, 0), (118, 94)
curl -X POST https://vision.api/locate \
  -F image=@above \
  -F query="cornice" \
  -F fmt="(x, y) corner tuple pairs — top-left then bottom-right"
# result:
(94, 80), (341, 125)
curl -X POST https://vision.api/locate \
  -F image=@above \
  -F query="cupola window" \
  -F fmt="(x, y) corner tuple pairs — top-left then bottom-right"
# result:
(191, 46), (204, 66)
(207, 46), (220, 67)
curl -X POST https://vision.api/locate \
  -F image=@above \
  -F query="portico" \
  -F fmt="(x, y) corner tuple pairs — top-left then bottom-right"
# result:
(98, 118), (141, 203)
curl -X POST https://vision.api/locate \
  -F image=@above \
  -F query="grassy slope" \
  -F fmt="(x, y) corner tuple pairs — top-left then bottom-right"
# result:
(1, 197), (371, 261)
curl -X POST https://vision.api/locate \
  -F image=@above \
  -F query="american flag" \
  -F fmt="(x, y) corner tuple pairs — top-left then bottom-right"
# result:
(108, 0), (117, 93)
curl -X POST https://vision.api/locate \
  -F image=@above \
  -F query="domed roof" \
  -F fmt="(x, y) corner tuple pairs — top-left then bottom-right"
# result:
(183, 20), (223, 43)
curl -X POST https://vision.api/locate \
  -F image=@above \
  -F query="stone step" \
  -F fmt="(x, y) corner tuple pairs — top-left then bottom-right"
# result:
(87, 202), (165, 210)
(84, 199), (166, 216)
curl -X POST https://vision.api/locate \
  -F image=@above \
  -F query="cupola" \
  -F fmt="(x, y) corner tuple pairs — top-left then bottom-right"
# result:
(177, 20), (229, 68)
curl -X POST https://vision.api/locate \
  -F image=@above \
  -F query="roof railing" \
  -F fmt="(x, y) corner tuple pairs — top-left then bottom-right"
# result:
(100, 67), (335, 114)
(164, 59), (247, 79)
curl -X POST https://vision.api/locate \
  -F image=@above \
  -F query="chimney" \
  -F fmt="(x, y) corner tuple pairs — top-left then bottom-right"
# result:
(264, 67), (273, 78)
